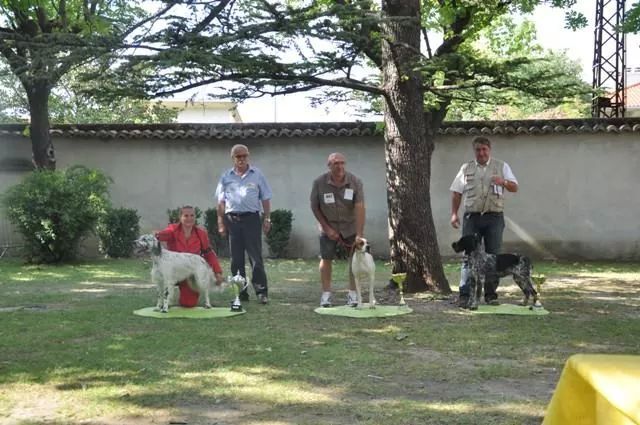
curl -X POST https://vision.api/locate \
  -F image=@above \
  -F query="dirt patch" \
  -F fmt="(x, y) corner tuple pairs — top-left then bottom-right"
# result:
(4, 387), (62, 425)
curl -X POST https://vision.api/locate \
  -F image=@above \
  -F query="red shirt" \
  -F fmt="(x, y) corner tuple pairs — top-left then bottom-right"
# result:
(156, 223), (222, 273)
(156, 223), (223, 306)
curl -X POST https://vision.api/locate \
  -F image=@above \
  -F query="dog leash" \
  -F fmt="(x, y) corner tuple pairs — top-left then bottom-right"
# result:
(337, 235), (353, 250)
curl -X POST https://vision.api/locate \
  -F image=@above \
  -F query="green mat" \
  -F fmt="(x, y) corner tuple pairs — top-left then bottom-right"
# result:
(133, 306), (246, 319)
(314, 304), (413, 318)
(471, 304), (549, 315)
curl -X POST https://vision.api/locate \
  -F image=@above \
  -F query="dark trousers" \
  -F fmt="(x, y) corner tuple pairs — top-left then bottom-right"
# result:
(225, 213), (268, 296)
(460, 212), (505, 301)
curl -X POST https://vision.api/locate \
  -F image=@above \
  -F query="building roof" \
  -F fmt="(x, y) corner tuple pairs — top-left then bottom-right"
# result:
(627, 82), (640, 108)
(0, 118), (639, 140)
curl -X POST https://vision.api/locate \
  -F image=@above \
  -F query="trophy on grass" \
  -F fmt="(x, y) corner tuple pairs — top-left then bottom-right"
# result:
(391, 273), (408, 308)
(229, 272), (248, 312)
(530, 274), (546, 309)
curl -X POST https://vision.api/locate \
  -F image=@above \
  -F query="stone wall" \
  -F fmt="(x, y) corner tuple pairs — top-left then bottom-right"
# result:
(1, 119), (639, 260)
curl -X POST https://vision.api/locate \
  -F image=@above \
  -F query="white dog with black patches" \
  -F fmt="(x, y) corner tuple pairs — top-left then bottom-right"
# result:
(351, 238), (376, 308)
(133, 234), (214, 312)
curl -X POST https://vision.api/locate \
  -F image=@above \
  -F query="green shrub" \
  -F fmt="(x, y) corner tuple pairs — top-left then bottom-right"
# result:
(97, 207), (140, 258)
(2, 165), (111, 263)
(204, 207), (229, 257)
(266, 209), (293, 258)
(166, 206), (203, 224)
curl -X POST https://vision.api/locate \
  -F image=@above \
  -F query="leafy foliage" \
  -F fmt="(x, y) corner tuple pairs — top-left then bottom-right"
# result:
(624, 2), (640, 33)
(204, 207), (229, 257)
(0, 0), (167, 167)
(0, 63), (177, 124)
(2, 166), (112, 263)
(443, 17), (590, 120)
(266, 209), (293, 258)
(96, 207), (140, 258)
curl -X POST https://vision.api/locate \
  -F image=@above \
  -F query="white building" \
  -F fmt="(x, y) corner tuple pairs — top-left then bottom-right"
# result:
(161, 100), (243, 123)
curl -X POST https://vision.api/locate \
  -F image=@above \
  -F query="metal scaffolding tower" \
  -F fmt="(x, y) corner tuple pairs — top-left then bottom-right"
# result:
(592, 0), (626, 117)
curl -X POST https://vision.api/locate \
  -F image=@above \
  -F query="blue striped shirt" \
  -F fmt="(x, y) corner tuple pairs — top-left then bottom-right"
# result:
(215, 165), (272, 213)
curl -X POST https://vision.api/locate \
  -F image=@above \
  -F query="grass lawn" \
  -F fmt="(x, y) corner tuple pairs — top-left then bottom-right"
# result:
(0, 257), (638, 425)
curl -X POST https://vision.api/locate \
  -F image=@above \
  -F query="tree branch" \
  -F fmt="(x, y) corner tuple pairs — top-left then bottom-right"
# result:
(120, 2), (179, 40)
(421, 27), (432, 58)
(153, 72), (384, 98)
(191, 0), (234, 34)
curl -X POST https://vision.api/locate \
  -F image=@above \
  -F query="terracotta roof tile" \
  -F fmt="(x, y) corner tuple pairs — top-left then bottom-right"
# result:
(627, 83), (640, 108)
(0, 118), (639, 140)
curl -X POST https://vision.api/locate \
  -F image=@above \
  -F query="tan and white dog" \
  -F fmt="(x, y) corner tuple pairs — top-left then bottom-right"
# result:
(133, 234), (214, 313)
(351, 238), (376, 308)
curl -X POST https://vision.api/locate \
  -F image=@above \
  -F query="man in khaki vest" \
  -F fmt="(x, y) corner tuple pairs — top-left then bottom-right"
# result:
(450, 136), (519, 307)
(310, 152), (365, 307)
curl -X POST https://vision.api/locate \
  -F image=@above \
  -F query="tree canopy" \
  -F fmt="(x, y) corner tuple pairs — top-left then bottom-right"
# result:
(0, 63), (177, 124)
(0, 0), (175, 167)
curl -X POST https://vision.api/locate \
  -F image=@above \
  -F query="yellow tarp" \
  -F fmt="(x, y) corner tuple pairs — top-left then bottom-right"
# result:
(543, 354), (640, 425)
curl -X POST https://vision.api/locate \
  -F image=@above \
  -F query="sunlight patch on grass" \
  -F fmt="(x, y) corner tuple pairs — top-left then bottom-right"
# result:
(71, 288), (108, 293)
(573, 271), (639, 280)
(358, 325), (403, 335)
(7, 275), (35, 282)
(208, 369), (340, 404)
(78, 281), (153, 288)
(1, 384), (65, 422)
(243, 422), (290, 425)
(423, 400), (544, 415)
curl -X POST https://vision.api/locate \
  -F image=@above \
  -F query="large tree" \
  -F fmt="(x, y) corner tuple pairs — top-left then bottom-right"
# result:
(99, 0), (587, 293)
(0, 1), (176, 168)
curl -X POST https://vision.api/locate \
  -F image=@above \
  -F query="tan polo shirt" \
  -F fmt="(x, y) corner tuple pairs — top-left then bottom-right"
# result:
(310, 171), (364, 238)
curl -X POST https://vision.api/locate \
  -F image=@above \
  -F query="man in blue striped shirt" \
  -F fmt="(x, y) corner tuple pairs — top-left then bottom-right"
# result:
(216, 144), (273, 304)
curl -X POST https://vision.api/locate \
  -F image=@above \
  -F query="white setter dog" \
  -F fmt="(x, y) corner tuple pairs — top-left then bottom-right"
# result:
(351, 238), (376, 308)
(133, 234), (214, 312)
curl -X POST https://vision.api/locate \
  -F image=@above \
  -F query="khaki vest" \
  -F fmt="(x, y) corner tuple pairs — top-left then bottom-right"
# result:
(463, 159), (505, 213)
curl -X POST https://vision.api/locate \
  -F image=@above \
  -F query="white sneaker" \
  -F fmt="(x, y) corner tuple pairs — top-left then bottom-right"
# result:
(346, 290), (358, 307)
(320, 291), (333, 307)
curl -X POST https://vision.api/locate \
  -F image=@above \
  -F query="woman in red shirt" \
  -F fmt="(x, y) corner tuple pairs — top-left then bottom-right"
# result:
(156, 206), (224, 307)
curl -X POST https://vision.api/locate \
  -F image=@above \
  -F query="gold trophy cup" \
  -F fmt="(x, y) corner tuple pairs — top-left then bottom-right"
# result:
(391, 273), (408, 308)
(530, 274), (546, 309)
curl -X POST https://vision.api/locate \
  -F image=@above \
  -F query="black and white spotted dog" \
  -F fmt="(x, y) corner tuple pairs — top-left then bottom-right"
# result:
(452, 234), (540, 310)
(133, 234), (214, 312)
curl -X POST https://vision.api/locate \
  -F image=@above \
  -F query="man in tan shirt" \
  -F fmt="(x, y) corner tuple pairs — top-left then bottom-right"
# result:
(310, 152), (365, 307)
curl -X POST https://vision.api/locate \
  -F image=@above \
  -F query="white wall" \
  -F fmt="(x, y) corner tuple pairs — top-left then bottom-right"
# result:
(1, 126), (639, 260)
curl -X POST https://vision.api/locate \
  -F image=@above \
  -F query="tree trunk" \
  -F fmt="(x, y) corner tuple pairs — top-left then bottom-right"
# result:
(381, 0), (450, 294)
(26, 81), (56, 170)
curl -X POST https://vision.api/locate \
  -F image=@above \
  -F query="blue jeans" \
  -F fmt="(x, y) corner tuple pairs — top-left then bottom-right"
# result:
(459, 212), (505, 300)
